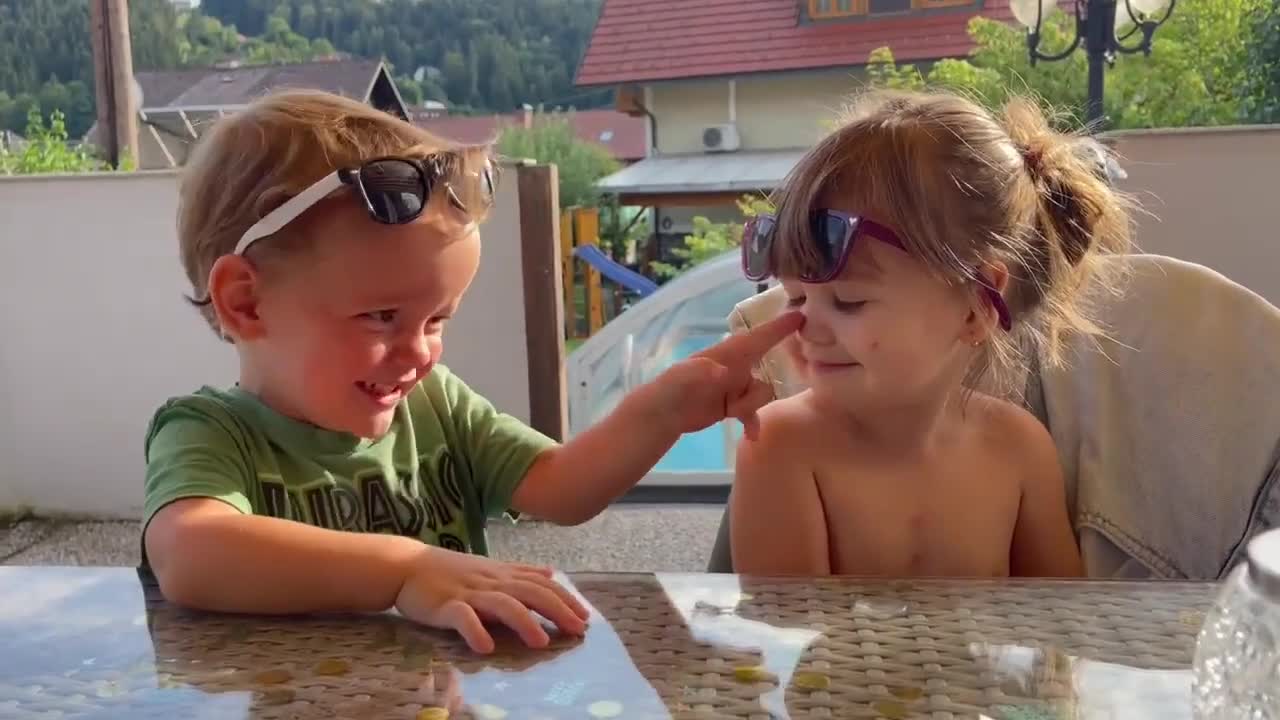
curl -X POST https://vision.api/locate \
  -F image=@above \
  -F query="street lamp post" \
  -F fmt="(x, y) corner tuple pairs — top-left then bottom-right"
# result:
(1009, 0), (1176, 128)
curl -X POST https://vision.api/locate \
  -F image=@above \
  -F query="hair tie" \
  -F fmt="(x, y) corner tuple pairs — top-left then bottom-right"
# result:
(1020, 145), (1043, 176)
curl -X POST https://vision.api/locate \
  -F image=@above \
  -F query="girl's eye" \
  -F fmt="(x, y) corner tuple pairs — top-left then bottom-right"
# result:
(426, 315), (450, 330)
(833, 299), (867, 313)
(785, 295), (806, 308)
(360, 309), (398, 324)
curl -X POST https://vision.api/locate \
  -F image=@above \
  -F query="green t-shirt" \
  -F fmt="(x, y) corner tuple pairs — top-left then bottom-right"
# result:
(142, 365), (556, 557)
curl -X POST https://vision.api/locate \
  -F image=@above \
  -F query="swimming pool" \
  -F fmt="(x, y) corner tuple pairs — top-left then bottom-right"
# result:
(565, 251), (763, 486)
(652, 335), (738, 472)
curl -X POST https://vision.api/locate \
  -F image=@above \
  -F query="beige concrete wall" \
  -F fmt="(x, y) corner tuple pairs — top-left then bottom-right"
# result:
(733, 71), (866, 150)
(649, 81), (733, 155)
(1107, 125), (1280, 307)
(650, 70), (866, 154)
(0, 168), (532, 518)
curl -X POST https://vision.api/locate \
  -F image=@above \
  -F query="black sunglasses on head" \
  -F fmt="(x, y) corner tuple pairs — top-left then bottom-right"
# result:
(234, 155), (495, 255)
(742, 208), (1012, 331)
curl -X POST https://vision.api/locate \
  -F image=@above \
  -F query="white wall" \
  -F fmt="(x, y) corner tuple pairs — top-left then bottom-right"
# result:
(1107, 124), (1280, 307)
(0, 169), (533, 518)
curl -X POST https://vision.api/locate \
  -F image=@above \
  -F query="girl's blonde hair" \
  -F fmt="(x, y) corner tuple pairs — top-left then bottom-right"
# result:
(770, 89), (1135, 396)
(178, 89), (496, 338)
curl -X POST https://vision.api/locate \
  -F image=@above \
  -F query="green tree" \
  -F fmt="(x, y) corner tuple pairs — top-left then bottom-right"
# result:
(2, 0), (610, 134)
(869, 0), (1270, 130)
(1243, 0), (1280, 123)
(0, 107), (102, 175)
(650, 195), (774, 280)
(497, 115), (619, 209)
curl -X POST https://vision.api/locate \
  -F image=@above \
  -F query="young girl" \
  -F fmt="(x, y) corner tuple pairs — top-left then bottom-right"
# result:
(730, 89), (1133, 578)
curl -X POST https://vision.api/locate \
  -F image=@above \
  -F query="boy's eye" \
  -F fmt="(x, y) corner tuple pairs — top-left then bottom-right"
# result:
(427, 315), (450, 329)
(360, 309), (398, 324)
(833, 298), (867, 313)
(785, 295), (805, 308)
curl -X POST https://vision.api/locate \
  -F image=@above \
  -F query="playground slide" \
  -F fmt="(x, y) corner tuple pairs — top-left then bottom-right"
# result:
(573, 245), (659, 297)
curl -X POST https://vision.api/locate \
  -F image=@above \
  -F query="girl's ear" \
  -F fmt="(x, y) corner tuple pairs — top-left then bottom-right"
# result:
(983, 259), (1010, 295)
(208, 255), (267, 342)
(963, 259), (1010, 345)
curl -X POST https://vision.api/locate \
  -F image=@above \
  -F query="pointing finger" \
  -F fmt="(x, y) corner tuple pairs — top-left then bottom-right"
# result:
(727, 378), (777, 441)
(696, 311), (803, 367)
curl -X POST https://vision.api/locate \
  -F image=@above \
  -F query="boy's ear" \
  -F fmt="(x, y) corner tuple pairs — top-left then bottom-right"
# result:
(208, 255), (267, 341)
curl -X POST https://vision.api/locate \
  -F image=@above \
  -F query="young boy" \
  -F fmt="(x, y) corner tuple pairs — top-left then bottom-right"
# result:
(143, 90), (800, 654)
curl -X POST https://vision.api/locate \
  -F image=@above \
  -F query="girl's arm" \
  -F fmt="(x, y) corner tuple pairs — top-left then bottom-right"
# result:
(729, 403), (831, 576)
(1009, 409), (1085, 577)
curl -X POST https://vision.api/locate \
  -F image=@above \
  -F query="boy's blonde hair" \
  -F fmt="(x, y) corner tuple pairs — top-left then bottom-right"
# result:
(178, 89), (496, 337)
(770, 89), (1135, 395)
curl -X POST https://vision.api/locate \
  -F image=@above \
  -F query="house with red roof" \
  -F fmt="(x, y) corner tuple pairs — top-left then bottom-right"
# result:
(413, 105), (647, 165)
(575, 0), (1014, 242)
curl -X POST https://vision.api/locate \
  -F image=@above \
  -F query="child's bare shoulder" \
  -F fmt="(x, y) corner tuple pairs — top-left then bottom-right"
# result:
(968, 393), (1059, 479)
(757, 392), (827, 441)
(739, 392), (824, 465)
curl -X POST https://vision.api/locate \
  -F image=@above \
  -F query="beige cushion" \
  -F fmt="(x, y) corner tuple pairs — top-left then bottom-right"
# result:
(727, 286), (804, 400)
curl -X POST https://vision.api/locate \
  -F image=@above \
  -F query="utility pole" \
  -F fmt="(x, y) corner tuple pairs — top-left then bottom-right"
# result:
(89, 0), (138, 168)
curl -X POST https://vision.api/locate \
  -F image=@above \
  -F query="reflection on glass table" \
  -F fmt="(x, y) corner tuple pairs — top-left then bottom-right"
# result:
(0, 567), (1216, 719)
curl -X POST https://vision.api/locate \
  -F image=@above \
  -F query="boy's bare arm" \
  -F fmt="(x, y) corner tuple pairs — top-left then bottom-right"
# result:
(511, 312), (804, 525)
(1008, 411), (1085, 578)
(145, 498), (590, 653)
(146, 498), (425, 613)
(729, 406), (831, 576)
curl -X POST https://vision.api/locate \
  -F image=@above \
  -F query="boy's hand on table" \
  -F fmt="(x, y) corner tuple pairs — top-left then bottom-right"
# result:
(395, 546), (590, 654)
(647, 311), (803, 441)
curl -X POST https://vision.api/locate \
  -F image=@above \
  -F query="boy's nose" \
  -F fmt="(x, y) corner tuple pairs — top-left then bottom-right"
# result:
(400, 333), (434, 367)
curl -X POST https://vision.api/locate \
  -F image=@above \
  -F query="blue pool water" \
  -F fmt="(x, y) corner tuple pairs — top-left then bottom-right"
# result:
(653, 335), (734, 472)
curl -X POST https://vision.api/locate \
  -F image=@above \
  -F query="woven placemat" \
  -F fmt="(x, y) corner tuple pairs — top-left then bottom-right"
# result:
(0, 568), (1215, 719)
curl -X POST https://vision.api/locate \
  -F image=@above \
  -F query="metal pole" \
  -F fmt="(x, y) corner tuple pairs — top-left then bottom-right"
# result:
(1084, 0), (1116, 128)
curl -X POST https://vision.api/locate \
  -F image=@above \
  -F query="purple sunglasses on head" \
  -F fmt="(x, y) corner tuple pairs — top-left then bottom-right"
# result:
(742, 208), (1012, 331)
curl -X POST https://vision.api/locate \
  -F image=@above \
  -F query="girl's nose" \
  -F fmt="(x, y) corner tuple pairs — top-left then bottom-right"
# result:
(797, 306), (834, 346)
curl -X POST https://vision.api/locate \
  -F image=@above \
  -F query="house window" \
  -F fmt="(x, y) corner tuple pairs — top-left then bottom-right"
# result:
(808, 0), (868, 20)
(808, 0), (974, 21)
(910, 0), (974, 8)
(870, 0), (911, 12)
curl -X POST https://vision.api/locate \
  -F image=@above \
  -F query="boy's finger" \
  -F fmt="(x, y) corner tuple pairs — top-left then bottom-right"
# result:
(417, 666), (464, 713)
(442, 668), (464, 714)
(697, 311), (803, 367)
(514, 563), (555, 577)
(439, 599), (495, 654)
(512, 568), (589, 621)
(739, 410), (761, 441)
(727, 379), (775, 428)
(508, 580), (587, 636)
(533, 573), (592, 622)
(471, 591), (552, 649)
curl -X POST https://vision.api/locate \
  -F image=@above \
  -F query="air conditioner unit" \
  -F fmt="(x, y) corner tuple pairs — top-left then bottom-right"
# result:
(658, 212), (694, 236)
(701, 123), (741, 153)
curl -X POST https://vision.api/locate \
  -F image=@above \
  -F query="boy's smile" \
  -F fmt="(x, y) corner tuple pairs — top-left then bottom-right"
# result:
(223, 194), (482, 438)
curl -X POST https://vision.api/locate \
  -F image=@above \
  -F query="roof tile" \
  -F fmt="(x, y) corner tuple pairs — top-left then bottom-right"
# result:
(576, 0), (1014, 86)
(135, 59), (384, 109)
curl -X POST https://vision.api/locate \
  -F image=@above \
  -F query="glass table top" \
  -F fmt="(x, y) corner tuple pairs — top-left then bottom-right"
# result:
(0, 567), (1216, 719)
